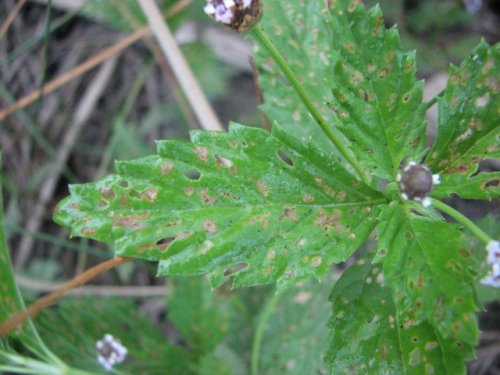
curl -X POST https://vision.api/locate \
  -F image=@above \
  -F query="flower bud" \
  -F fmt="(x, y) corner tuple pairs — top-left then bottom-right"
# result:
(203, 0), (262, 32)
(397, 161), (440, 207)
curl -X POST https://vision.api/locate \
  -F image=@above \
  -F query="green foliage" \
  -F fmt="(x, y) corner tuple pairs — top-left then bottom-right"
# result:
(54, 124), (382, 289)
(255, 0), (427, 180)
(427, 42), (500, 199)
(258, 276), (332, 375)
(1, 0), (495, 373)
(328, 251), (471, 374)
(36, 297), (192, 374)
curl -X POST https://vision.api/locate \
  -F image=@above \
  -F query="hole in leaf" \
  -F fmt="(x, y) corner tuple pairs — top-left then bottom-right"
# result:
(483, 178), (499, 189)
(223, 262), (248, 276)
(277, 150), (294, 167)
(119, 180), (129, 188)
(184, 169), (201, 180)
(156, 237), (175, 250)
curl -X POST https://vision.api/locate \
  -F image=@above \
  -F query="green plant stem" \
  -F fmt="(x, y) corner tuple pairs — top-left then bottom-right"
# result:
(251, 290), (282, 375)
(431, 198), (492, 244)
(249, 26), (371, 187)
(426, 88), (445, 110)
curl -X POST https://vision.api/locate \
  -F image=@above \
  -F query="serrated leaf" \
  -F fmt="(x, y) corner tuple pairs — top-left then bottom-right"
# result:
(327, 252), (470, 374)
(259, 277), (331, 375)
(427, 42), (500, 200)
(54, 124), (382, 289)
(255, 0), (427, 180)
(375, 204), (479, 353)
(35, 297), (193, 374)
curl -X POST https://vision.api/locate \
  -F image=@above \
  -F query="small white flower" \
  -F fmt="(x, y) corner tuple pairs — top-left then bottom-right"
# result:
(203, 3), (216, 15)
(241, 0), (252, 8)
(96, 334), (127, 371)
(214, 3), (234, 24)
(223, 0), (236, 7)
(421, 197), (432, 207)
(432, 174), (441, 185)
(486, 240), (500, 265)
(481, 263), (500, 288)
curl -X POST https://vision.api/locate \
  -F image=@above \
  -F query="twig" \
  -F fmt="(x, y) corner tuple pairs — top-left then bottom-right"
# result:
(0, 0), (28, 37)
(15, 275), (167, 297)
(0, 0), (192, 122)
(0, 257), (134, 337)
(14, 57), (118, 269)
(138, 0), (224, 131)
(0, 28), (148, 122)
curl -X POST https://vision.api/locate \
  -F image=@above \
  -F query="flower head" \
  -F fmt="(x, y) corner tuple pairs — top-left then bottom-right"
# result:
(96, 334), (127, 371)
(203, 0), (262, 32)
(481, 262), (500, 288)
(485, 240), (500, 264)
(397, 161), (440, 207)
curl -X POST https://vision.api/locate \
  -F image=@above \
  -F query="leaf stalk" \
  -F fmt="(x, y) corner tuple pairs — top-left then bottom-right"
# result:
(431, 198), (492, 244)
(250, 26), (371, 187)
(251, 290), (282, 375)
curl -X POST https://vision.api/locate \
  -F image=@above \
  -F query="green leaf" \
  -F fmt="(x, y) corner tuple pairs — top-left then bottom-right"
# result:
(54, 124), (383, 289)
(35, 297), (192, 374)
(427, 42), (500, 200)
(375, 204), (478, 359)
(259, 278), (332, 375)
(167, 276), (233, 355)
(327, 252), (471, 374)
(255, 0), (427, 180)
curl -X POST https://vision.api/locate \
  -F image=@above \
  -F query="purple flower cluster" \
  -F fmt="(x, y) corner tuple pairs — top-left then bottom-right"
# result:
(204, 0), (253, 24)
(481, 241), (500, 287)
(96, 334), (128, 371)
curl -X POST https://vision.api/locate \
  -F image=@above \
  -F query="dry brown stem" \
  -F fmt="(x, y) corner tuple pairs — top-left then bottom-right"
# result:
(0, 257), (133, 337)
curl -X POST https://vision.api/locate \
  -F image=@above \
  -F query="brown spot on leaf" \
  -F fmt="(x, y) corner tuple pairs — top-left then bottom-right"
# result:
(378, 68), (389, 79)
(279, 207), (298, 222)
(112, 213), (149, 229)
(160, 162), (174, 175)
(195, 146), (209, 162)
(311, 256), (322, 267)
(256, 180), (269, 197)
(247, 213), (270, 228)
(81, 227), (96, 236)
(315, 209), (343, 234)
(100, 186), (116, 200)
(202, 219), (217, 234)
(140, 188), (158, 203)
(165, 220), (181, 228)
(314, 178), (335, 196)
(185, 186), (194, 196)
(199, 189), (216, 205)
(302, 194), (315, 203)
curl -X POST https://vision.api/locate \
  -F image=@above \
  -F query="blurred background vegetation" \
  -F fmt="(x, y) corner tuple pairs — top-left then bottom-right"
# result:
(0, 0), (499, 373)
